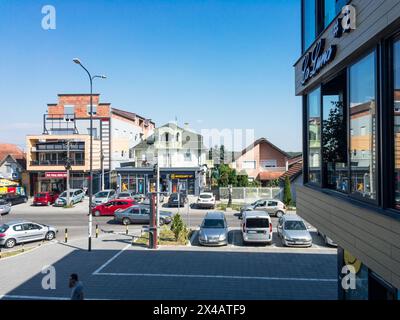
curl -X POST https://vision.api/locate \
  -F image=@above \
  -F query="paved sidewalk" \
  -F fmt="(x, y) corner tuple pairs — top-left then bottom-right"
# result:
(0, 230), (338, 300)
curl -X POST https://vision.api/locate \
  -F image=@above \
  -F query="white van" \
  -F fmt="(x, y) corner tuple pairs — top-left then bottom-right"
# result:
(241, 211), (273, 245)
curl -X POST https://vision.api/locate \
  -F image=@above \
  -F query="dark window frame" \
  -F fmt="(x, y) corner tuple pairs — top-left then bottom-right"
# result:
(347, 48), (380, 206)
(301, 0), (352, 53)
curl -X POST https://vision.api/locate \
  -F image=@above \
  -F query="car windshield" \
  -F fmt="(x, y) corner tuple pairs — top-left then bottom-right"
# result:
(118, 193), (130, 197)
(60, 191), (74, 197)
(95, 192), (109, 198)
(202, 219), (225, 229)
(284, 221), (307, 231)
(246, 218), (269, 228)
(0, 224), (9, 233)
(36, 193), (47, 197)
(200, 194), (212, 199)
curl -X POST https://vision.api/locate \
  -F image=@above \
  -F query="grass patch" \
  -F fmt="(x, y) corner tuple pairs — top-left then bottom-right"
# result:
(136, 226), (189, 246)
(0, 247), (34, 259)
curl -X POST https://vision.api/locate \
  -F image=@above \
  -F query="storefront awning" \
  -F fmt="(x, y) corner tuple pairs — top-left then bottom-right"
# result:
(0, 178), (19, 187)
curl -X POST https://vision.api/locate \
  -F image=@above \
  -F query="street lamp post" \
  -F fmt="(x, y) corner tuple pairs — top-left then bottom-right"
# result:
(73, 58), (106, 252)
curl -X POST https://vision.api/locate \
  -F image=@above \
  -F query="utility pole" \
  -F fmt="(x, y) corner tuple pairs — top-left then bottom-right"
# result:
(65, 140), (72, 206)
(177, 178), (181, 215)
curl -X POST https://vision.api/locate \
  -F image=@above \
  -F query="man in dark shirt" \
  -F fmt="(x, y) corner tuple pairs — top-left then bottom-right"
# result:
(69, 273), (84, 300)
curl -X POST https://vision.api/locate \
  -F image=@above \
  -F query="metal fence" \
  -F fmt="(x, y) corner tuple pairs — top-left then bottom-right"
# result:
(219, 187), (282, 203)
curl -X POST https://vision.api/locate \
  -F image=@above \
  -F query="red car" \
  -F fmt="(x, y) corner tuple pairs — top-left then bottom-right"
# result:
(92, 198), (136, 216)
(33, 192), (59, 206)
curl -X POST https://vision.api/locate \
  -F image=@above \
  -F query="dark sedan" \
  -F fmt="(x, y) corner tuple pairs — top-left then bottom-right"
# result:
(0, 193), (28, 206)
(167, 193), (187, 207)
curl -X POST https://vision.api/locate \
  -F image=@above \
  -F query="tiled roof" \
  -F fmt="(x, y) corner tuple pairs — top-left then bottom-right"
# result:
(257, 171), (285, 181)
(111, 108), (155, 126)
(238, 138), (289, 160)
(0, 144), (25, 162)
(280, 160), (303, 182)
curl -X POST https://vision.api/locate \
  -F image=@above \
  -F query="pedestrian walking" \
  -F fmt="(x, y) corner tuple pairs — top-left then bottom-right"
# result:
(69, 273), (84, 300)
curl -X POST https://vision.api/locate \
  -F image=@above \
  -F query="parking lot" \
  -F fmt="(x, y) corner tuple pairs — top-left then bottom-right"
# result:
(0, 196), (335, 252)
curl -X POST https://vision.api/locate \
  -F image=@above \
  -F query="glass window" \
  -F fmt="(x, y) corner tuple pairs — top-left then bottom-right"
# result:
(308, 87), (321, 184)
(322, 73), (348, 192)
(393, 40), (400, 209)
(303, 0), (317, 50)
(324, 0), (336, 28)
(87, 104), (97, 115)
(349, 52), (377, 200)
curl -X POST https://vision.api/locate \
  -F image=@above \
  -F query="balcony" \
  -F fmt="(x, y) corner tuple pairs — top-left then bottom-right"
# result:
(30, 160), (85, 166)
(43, 113), (79, 135)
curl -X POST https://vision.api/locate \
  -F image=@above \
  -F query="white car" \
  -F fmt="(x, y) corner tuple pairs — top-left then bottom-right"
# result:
(92, 189), (117, 207)
(197, 192), (216, 209)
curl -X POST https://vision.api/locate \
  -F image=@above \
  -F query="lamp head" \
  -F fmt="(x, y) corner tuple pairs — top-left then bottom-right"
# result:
(73, 58), (81, 65)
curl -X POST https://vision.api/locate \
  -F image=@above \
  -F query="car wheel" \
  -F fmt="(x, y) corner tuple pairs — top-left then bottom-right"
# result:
(160, 219), (165, 226)
(47, 201), (51, 206)
(5, 238), (16, 248)
(24, 198), (28, 203)
(276, 211), (284, 218)
(122, 218), (131, 225)
(94, 211), (101, 217)
(45, 231), (55, 241)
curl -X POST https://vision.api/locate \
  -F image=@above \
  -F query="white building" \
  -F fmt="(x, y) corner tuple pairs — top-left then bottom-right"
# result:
(117, 122), (208, 195)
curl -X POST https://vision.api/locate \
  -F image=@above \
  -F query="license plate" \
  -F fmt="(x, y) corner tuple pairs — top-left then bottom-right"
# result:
(248, 231), (257, 234)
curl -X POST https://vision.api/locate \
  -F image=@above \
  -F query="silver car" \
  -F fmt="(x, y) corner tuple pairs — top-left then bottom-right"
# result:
(240, 199), (287, 218)
(92, 189), (117, 206)
(0, 220), (58, 248)
(0, 200), (11, 215)
(277, 215), (312, 247)
(318, 230), (338, 247)
(54, 189), (85, 207)
(114, 204), (172, 226)
(198, 212), (228, 246)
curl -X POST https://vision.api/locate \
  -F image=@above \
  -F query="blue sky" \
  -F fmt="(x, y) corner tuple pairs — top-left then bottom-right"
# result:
(0, 0), (302, 151)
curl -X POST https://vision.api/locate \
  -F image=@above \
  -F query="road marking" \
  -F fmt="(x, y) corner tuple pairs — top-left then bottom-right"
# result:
(94, 272), (337, 283)
(92, 244), (131, 275)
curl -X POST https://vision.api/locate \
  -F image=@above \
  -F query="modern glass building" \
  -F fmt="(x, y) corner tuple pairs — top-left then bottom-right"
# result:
(295, 0), (400, 299)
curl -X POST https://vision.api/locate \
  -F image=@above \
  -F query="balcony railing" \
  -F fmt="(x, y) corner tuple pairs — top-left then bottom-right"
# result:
(30, 160), (85, 166)
(43, 113), (79, 135)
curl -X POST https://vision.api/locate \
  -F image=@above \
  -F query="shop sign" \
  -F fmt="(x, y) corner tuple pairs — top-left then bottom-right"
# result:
(45, 172), (67, 178)
(171, 174), (194, 180)
(301, 39), (336, 85)
(333, 5), (356, 38)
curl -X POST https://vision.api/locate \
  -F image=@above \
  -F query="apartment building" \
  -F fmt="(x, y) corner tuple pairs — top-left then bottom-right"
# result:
(294, 0), (400, 299)
(26, 94), (154, 195)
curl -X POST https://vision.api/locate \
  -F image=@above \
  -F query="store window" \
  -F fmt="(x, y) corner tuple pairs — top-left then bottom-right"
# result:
(308, 87), (321, 184)
(349, 51), (377, 200)
(393, 40), (400, 209)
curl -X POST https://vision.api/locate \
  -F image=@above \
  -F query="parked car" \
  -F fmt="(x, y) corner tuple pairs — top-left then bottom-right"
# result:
(198, 212), (228, 246)
(33, 192), (59, 206)
(241, 210), (273, 245)
(240, 199), (286, 218)
(117, 191), (135, 200)
(142, 192), (165, 205)
(0, 200), (11, 215)
(92, 189), (117, 206)
(0, 220), (58, 248)
(317, 230), (338, 247)
(0, 193), (28, 206)
(197, 192), (216, 209)
(167, 193), (186, 207)
(132, 194), (146, 203)
(114, 204), (172, 226)
(277, 215), (312, 247)
(92, 198), (136, 217)
(54, 189), (85, 207)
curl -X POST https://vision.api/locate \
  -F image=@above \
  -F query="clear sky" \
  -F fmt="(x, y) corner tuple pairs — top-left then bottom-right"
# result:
(0, 0), (302, 152)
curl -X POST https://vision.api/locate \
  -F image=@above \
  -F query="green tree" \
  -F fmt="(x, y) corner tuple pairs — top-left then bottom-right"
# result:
(171, 213), (184, 241)
(237, 171), (249, 187)
(228, 168), (238, 186)
(219, 145), (225, 164)
(283, 176), (292, 206)
(217, 164), (230, 187)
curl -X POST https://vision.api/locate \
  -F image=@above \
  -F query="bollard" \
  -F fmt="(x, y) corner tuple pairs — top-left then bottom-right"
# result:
(0, 247), (2, 259)
(96, 225), (99, 238)
(64, 228), (68, 243)
(126, 224), (129, 236)
(21, 243), (24, 252)
(131, 236), (135, 246)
